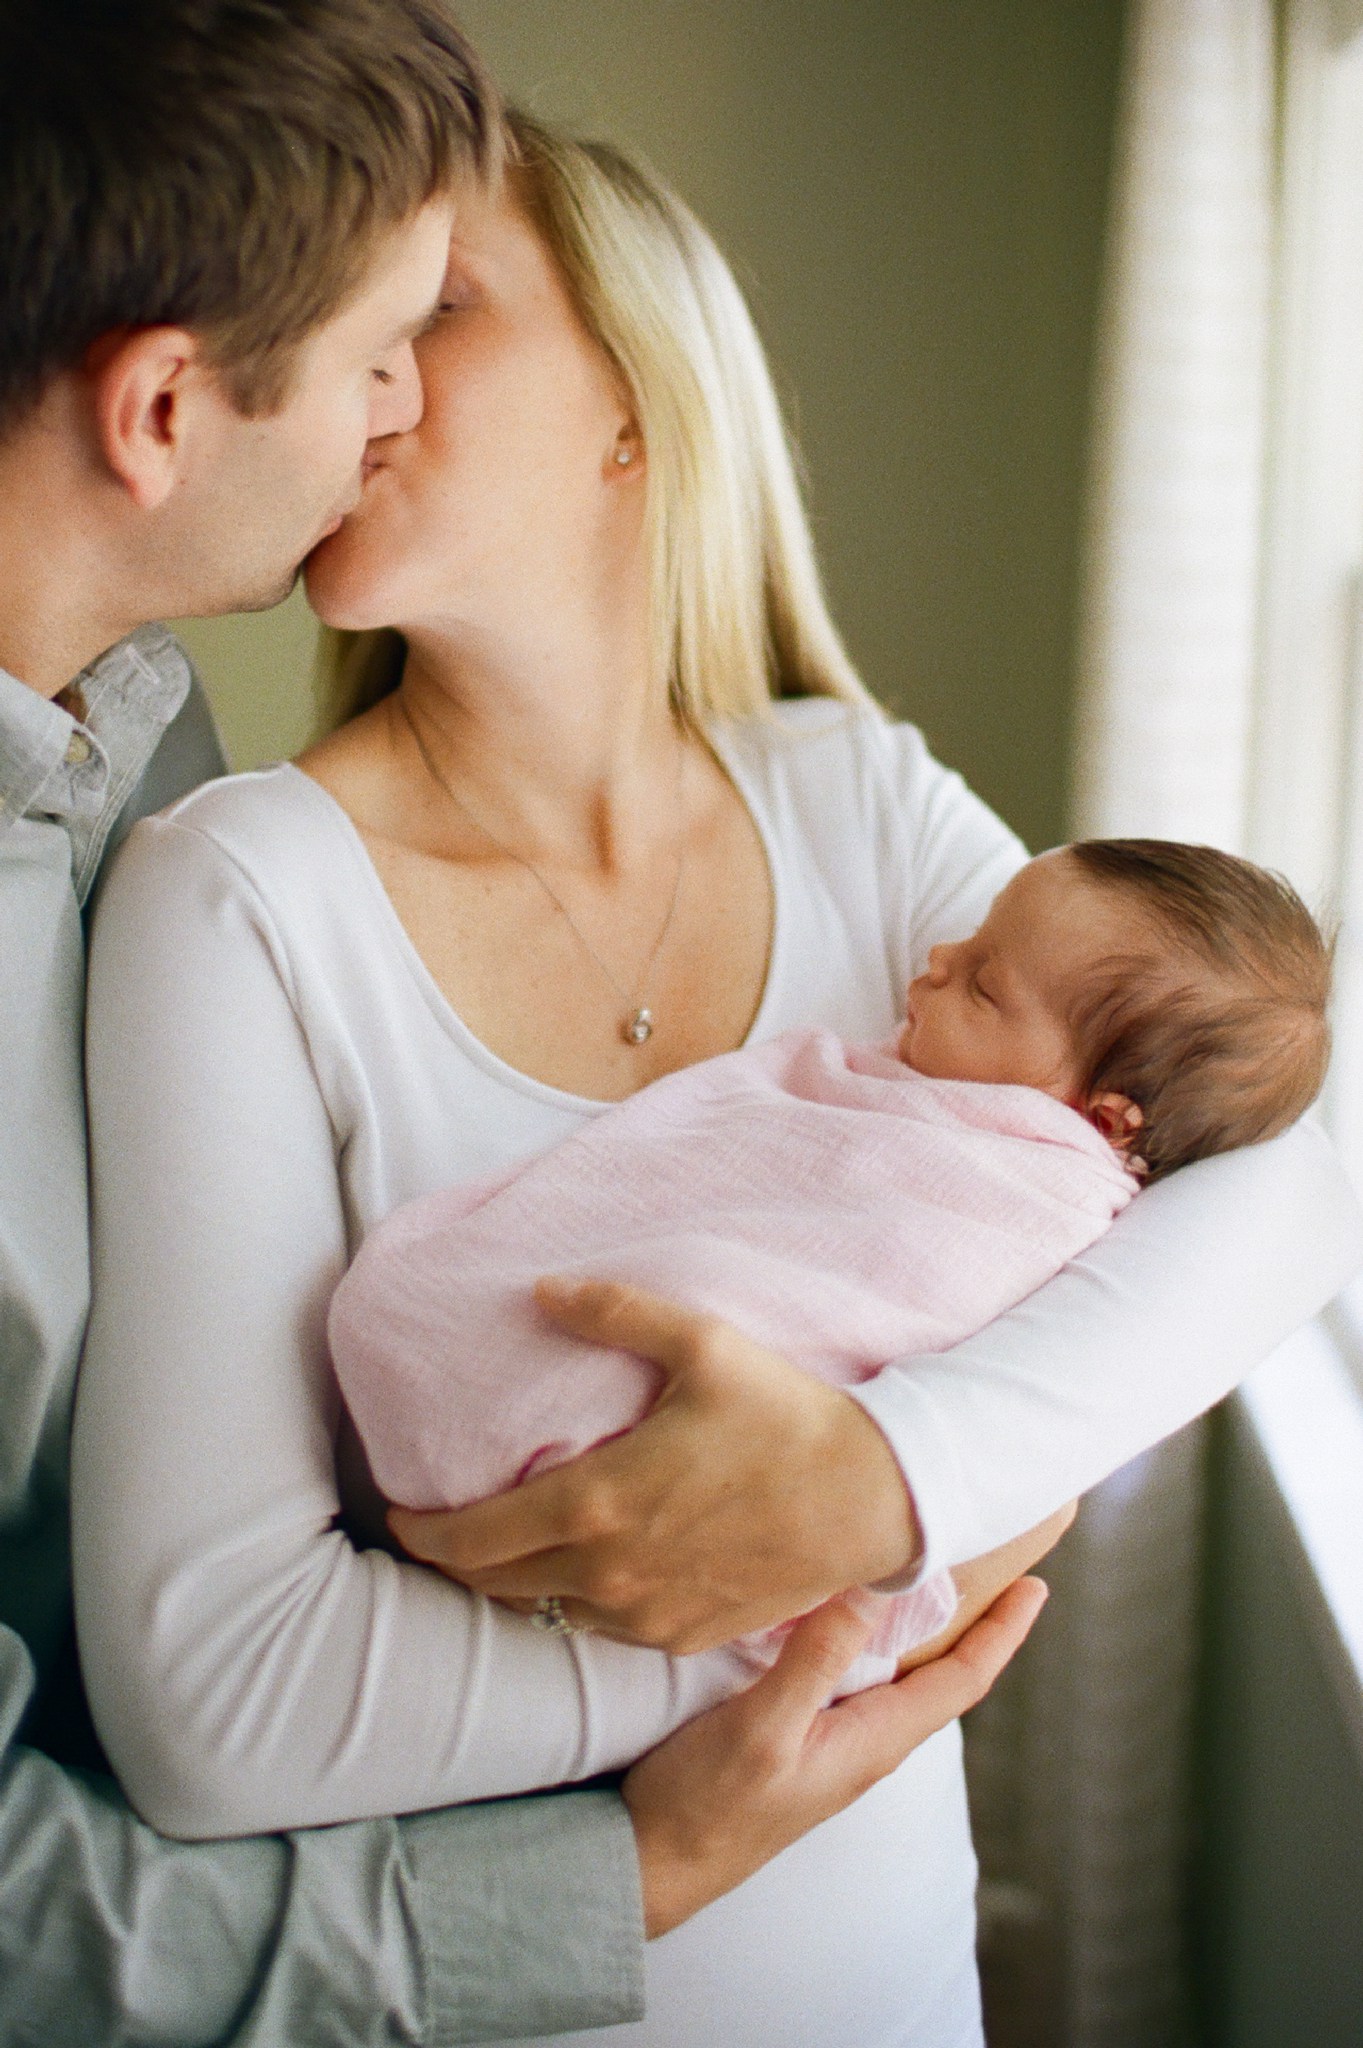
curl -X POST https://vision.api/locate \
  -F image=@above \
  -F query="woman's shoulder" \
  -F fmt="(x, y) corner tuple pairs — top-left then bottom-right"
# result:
(718, 692), (928, 778)
(712, 695), (949, 840)
(713, 694), (1026, 988)
(149, 757), (330, 836)
(99, 763), (355, 929)
(720, 693), (914, 750)
(127, 760), (341, 857)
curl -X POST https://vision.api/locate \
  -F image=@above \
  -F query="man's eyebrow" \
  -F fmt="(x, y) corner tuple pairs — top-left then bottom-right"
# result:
(382, 294), (446, 350)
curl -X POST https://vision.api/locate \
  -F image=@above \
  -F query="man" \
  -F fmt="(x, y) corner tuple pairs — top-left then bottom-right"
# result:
(0, 4), (1039, 2040)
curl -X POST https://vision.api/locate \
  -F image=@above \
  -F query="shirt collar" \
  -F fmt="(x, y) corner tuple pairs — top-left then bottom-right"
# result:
(0, 625), (192, 900)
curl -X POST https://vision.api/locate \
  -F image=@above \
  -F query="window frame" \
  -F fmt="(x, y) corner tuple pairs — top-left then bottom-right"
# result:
(1233, 0), (1363, 1710)
(1251, 0), (1363, 1364)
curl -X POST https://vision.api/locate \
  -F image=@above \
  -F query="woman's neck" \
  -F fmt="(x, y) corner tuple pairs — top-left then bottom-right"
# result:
(397, 612), (689, 878)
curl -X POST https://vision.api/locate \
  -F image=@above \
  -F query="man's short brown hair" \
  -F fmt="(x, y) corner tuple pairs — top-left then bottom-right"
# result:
(1067, 839), (1333, 1180)
(0, 0), (499, 434)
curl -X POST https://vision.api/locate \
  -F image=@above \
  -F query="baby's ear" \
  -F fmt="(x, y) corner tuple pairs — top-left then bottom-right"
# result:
(1087, 1091), (1144, 1154)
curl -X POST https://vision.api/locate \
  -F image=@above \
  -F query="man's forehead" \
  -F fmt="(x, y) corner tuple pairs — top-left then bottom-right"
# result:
(331, 197), (456, 343)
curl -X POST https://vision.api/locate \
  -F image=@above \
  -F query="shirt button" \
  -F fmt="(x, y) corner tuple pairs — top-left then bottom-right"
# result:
(65, 731), (93, 766)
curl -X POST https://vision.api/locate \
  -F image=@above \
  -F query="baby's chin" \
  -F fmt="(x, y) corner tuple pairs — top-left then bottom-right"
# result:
(896, 1035), (984, 1084)
(893, 1023), (921, 1070)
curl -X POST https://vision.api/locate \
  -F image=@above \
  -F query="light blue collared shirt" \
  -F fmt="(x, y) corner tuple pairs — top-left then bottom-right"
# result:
(0, 623), (193, 899)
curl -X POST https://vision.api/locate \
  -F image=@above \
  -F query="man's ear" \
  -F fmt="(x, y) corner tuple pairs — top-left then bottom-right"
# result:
(1087, 1090), (1145, 1154)
(86, 326), (210, 511)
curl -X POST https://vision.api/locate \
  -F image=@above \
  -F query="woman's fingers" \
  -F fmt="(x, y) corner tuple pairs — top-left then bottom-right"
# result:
(386, 1278), (703, 1579)
(534, 1274), (717, 1376)
(953, 1575), (1050, 1685)
(387, 1479), (586, 1576)
(390, 1278), (919, 1650)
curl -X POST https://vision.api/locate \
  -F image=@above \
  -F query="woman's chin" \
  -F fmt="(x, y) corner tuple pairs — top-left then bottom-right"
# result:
(303, 547), (394, 632)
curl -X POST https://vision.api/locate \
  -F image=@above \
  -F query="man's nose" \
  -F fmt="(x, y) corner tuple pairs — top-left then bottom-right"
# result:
(371, 345), (425, 439)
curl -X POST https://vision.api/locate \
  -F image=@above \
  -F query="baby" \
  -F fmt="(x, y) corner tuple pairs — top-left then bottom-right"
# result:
(330, 838), (1331, 1690)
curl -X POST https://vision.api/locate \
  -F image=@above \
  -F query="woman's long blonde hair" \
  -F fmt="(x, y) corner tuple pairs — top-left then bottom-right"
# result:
(318, 107), (876, 731)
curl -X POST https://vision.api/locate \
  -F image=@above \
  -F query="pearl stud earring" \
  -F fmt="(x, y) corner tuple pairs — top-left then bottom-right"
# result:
(614, 446), (633, 466)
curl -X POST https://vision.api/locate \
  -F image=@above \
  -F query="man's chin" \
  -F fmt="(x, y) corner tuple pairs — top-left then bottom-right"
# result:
(232, 564), (304, 616)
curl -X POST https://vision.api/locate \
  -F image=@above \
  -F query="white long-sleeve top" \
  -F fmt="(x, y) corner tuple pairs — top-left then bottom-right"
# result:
(73, 700), (1362, 2048)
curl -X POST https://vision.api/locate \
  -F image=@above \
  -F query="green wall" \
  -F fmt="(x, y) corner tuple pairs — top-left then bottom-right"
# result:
(178, 0), (1125, 852)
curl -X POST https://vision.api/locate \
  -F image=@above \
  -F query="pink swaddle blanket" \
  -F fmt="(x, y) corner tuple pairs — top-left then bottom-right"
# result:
(330, 1028), (1137, 1692)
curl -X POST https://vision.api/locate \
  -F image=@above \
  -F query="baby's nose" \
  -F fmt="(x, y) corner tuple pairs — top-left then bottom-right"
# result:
(926, 946), (953, 986)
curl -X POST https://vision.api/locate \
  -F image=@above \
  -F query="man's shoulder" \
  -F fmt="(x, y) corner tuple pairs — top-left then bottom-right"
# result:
(119, 654), (226, 820)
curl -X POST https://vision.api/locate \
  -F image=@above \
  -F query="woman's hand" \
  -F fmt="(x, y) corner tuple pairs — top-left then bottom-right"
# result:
(388, 1276), (922, 1652)
(627, 1576), (1049, 1936)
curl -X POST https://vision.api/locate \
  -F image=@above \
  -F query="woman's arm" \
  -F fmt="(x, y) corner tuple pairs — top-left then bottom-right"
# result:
(73, 814), (746, 1842)
(854, 1113), (1363, 1577)
(397, 719), (1363, 1643)
(421, 1115), (1358, 1652)
(864, 718), (1363, 1573)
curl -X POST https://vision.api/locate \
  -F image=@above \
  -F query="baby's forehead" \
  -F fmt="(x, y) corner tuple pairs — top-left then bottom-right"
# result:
(999, 853), (1153, 966)
(1000, 849), (1122, 923)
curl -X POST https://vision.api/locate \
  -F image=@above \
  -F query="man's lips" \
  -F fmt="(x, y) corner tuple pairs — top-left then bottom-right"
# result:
(315, 480), (370, 543)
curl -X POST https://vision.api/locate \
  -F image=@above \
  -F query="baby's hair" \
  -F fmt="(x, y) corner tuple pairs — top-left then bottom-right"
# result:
(1065, 838), (1333, 1181)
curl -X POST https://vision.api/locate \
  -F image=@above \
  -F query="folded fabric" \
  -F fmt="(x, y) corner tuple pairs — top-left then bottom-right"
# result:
(330, 1028), (1137, 1691)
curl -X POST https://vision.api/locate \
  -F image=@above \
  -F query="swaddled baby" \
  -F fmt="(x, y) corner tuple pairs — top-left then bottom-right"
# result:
(330, 838), (1331, 1690)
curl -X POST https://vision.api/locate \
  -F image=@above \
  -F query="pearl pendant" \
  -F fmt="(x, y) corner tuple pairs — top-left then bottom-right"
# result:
(624, 1007), (654, 1045)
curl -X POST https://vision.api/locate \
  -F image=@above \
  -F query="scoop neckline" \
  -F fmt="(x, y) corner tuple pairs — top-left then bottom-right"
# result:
(276, 721), (786, 1115)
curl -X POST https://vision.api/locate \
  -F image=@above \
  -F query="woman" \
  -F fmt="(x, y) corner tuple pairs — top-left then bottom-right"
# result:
(74, 113), (1356, 2046)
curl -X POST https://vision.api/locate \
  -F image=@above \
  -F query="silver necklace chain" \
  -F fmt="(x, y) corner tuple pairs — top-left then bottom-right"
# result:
(397, 693), (687, 1046)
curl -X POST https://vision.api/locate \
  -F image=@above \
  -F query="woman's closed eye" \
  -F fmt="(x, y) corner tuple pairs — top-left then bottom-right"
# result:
(429, 271), (483, 321)
(411, 286), (482, 358)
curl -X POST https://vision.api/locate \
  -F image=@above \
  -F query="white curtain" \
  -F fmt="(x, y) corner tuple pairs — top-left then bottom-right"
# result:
(966, 3), (1276, 2043)
(1072, 0), (1274, 849)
